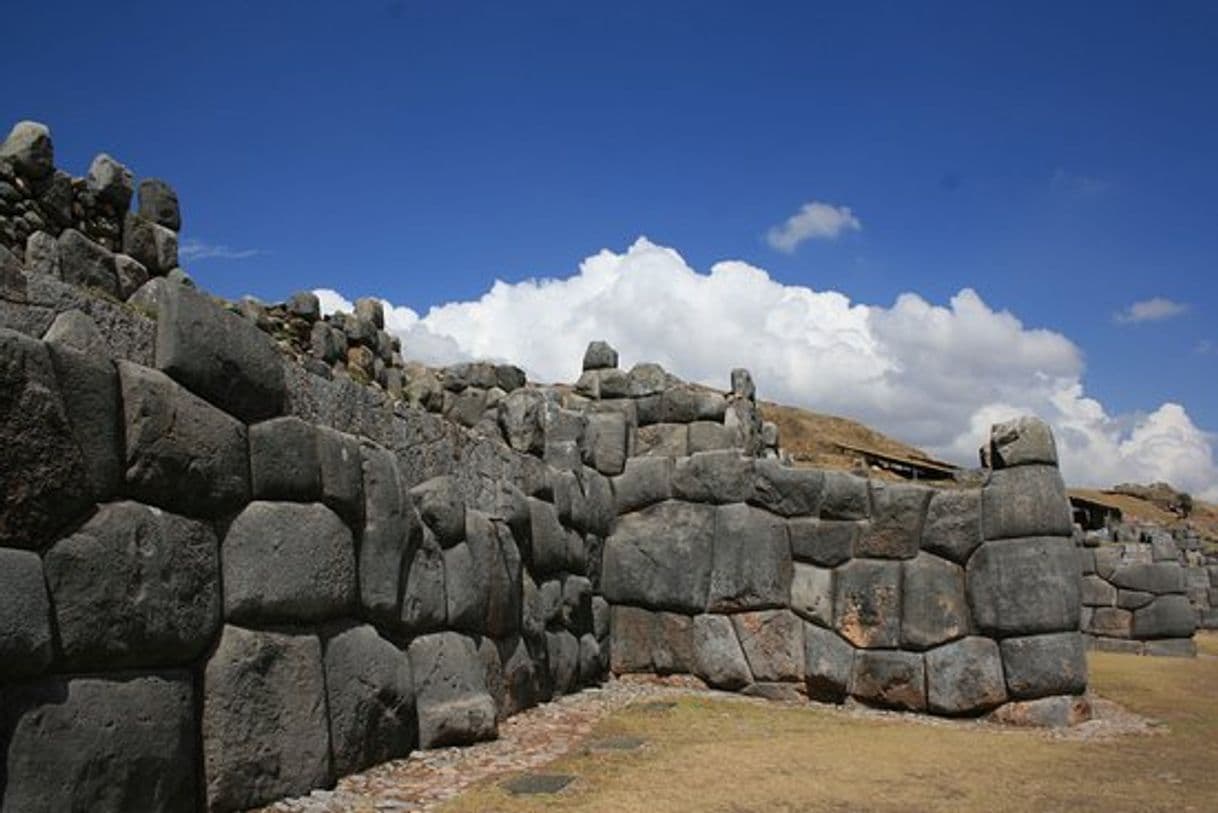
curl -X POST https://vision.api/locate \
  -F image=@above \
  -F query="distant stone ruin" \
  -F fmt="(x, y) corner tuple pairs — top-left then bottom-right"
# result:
(1, 121), (1096, 812)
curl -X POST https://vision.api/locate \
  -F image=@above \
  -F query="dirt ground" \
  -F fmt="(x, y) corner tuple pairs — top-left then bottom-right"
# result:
(441, 632), (1218, 813)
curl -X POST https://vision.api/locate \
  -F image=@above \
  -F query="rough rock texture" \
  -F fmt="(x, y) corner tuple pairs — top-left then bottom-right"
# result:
(751, 459), (824, 516)
(708, 502), (792, 612)
(672, 450), (753, 504)
(408, 632), (498, 748)
(1000, 632), (1087, 698)
(788, 518), (858, 566)
(250, 416), (322, 501)
(803, 623), (855, 702)
(0, 548), (54, 680)
(692, 613), (752, 690)
(834, 559), (901, 648)
(790, 562), (835, 627)
(44, 501), (220, 670)
(850, 650), (926, 711)
(925, 637), (1007, 715)
(360, 444), (412, 625)
(901, 552), (969, 649)
(203, 626), (332, 812)
(857, 481), (930, 559)
(612, 456), (673, 514)
(990, 416), (1058, 468)
(981, 466), (1072, 540)
(920, 488), (982, 563)
(602, 500), (716, 612)
(2, 672), (197, 813)
(732, 609), (804, 683)
(967, 536), (1080, 636)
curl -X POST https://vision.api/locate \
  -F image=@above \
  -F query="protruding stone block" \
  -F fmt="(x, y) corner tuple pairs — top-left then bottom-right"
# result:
(250, 415), (322, 501)
(317, 427), (364, 523)
(583, 339), (618, 370)
(966, 537), (1080, 636)
(692, 613), (752, 690)
(1000, 632), (1087, 698)
(1109, 562), (1186, 594)
(0, 120), (54, 178)
(981, 466), (1072, 540)
(58, 228), (118, 294)
(612, 456), (673, 514)
(584, 410), (628, 475)
(401, 528), (447, 635)
(359, 444), (413, 624)
(857, 481), (930, 559)
(803, 623), (855, 702)
(925, 637), (1007, 715)
(989, 694), (1091, 728)
(0, 549), (53, 681)
(86, 153), (134, 210)
(791, 562), (834, 627)
(411, 475), (466, 547)
(636, 422), (689, 457)
(788, 518), (859, 566)
(751, 458), (824, 516)
(547, 629), (581, 695)
(834, 559), (901, 648)
(408, 631), (498, 748)
(820, 471), (870, 520)
(1131, 595), (1196, 639)
(602, 500), (716, 613)
(708, 503), (792, 612)
(990, 416), (1058, 468)
(123, 213), (178, 274)
(673, 450), (754, 504)
(732, 609), (804, 683)
(498, 388), (546, 455)
(138, 178), (181, 230)
(920, 488), (982, 563)
(46, 338), (122, 502)
(850, 650), (926, 711)
(901, 552), (969, 649)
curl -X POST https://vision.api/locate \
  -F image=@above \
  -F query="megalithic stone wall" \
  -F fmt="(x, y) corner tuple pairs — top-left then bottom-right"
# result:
(0, 120), (1092, 812)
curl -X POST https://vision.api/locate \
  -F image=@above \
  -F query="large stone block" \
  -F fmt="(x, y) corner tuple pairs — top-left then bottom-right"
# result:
(901, 552), (969, 649)
(1081, 575), (1117, 607)
(57, 228), (118, 295)
(708, 503), (792, 612)
(0, 120), (53, 178)
(0, 549), (53, 681)
(791, 561), (835, 627)
(317, 427), (363, 523)
(498, 388), (546, 455)
(999, 632), (1087, 698)
(360, 444), (413, 624)
(788, 518), (859, 566)
(988, 694), (1091, 728)
(203, 626), (332, 811)
(1131, 595), (1196, 639)
(602, 500), (716, 612)
(1086, 607), (1132, 638)
(0, 328), (91, 549)
(750, 459), (825, 516)
(408, 631), (498, 748)
(250, 416), (322, 501)
(410, 476), (466, 547)
(688, 420), (734, 453)
(920, 488), (982, 563)
(138, 178), (182, 230)
(692, 613), (752, 690)
(487, 523), (524, 638)
(583, 410), (628, 475)
(925, 637), (1007, 715)
(732, 609), (804, 683)
(857, 481), (930, 559)
(609, 605), (695, 675)
(834, 559), (902, 648)
(636, 422), (689, 457)
(850, 650), (926, 711)
(547, 629), (581, 695)
(2, 672), (196, 813)
(400, 528), (447, 635)
(122, 213), (178, 274)
(323, 624), (416, 776)
(820, 471), (870, 520)
(660, 385), (727, 423)
(45, 340), (121, 502)
(672, 450), (754, 504)
(119, 361), (250, 517)
(45, 501), (220, 670)
(966, 537), (1080, 636)
(1109, 562), (1186, 595)
(223, 501), (356, 624)
(989, 416), (1058, 468)
(612, 456), (674, 514)
(803, 623), (855, 702)
(155, 282), (285, 421)
(981, 465), (1072, 540)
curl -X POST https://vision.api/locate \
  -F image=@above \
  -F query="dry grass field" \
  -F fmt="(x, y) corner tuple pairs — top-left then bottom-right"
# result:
(442, 633), (1218, 813)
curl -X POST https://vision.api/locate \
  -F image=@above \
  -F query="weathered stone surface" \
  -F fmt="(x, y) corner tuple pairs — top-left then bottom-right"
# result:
(751, 458), (824, 516)
(1116, 589), (1154, 610)
(547, 629), (581, 695)
(834, 559), (901, 648)
(820, 471), (870, 520)
(354, 296), (385, 329)
(592, 595), (610, 640)
(0, 121), (53, 178)
(155, 282), (284, 421)
(497, 637), (544, 718)
(966, 537), (1080, 636)
(43, 308), (103, 349)
(24, 230), (59, 278)
(2, 672), (196, 813)
(444, 516), (496, 634)
(688, 420), (734, 453)
(627, 362), (671, 398)
(487, 523), (524, 638)
(921, 488), (982, 563)
(791, 562), (834, 627)
(46, 339), (121, 501)
(583, 339), (619, 370)
(850, 650), (926, 711)
(45, 501), (220, 670)
(609, 605), (695, 675)
(498, 388), (546, 454)
(250, 415), (322, 500)
(496, 363), (526, 392)
(583, 410), (628, 475)
(990, 416), (1058, 468)
(1088, 635), (1141, 654)
(360, 444), (412, 623)
(562, 573), (593, 632)
(317, 426), (364, 522)
(1131, 595), (1196, 639)
(636, 422), (688, 457)
(1081, 575), (1117, 607)
(86, 152), (134, 209)
(223, 501), (356, 624)
(1094, 546), (1122, 579)
(203, 626), (331, 811)
(901, 552), (969, 649)
(708, 503), (792, 612)
(579, 633), (604, 684)
(602, 500), (716, 612)
(408, 631), (498, 748)
(661, 385), (726, 423)
(1086, 607), (1132, 637)
(732, 609), (804, 683)
(788, 518), (859, 566)
(411, 475), (466, 547)
(982, 465), (1072, 540)
(119, 360), (250, 516)
(1000, 632), (1087, 698)
(988, 694), (1091, 728)
(692, 613), (752, 690)
(123, 213), (178, 273)
(401, 528), (447, 635)
(0, 549), (53, 680)
(527, 496), (572, 576)
(323, 624), (416, 776)
(560, 467), (615, 538)
(138, 178), (182, 230)
(857, 481), (930, 559)
(672, 450), (753, 504)
(803, 623), (855, 702)
(1109, 562), (1186, 594)
(925, 637), (1007, 715)
(58, 227), (118, 294)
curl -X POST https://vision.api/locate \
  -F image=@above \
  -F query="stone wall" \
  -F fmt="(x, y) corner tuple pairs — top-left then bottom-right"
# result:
(1, 121), (1094, 811)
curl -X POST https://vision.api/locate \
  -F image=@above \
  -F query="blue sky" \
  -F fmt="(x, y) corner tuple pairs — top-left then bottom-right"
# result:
(5, 1), (1217, 490)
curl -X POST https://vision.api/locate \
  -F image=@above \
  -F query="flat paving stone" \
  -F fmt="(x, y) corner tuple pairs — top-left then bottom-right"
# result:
(584, 735), (646, 752)
(501, 773), (576, 795)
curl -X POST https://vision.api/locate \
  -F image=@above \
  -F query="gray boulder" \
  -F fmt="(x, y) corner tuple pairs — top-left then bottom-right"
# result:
(1109, 562), (1186, 594)
(989, 416), (1058, 468)
(323, 624), (416, 776)
(496, 363), (526, 392)
(123, 213), (178, 273)
(788, 518), (859, 566)
(359, 444), (412, 624)
(731, 367), (756, 400)
(1081, 575), (1117, 607)
(498, 388), (546, 455)
(2, 672), (196, 813)
(602, 500), (716, 612)
(45, 501), (220, 670)
(688, 420), (734, 453)
(1086, 606), (1132, 638)
(410, 475), (466, 547)
(819, 471), (870, 520)
(486, 523), (524, 638)
(119, 361), (250, 516)
(400, 528), (448, 635)
(203, 626), (331, 811)
(583, 410), (628, 475)
(45, 339), (121, 502)
(444, 515), (495, 634)
(1131, 595), (1196, 639)
(155, 282), (285, 421)
(833, 559), (902, 648)
(850, 650), (926, 711)
(732, 609), (804, 683)
(223, 501), (356, 624)
(750, 458), (824, 516)
(317, 427), (364, 523)
(579, 633), (604, 685)
(988, 695), (1091, 728)
(981, 465), (1072, 540)
(583, 339), (619, 370)
(24, 230), (60, 278)
(250, 416), (322, 500)
(803, 623), (855, 702)
(636, 422), (688, 457)
(0, 329), (92, 548)
(526, 496), (575, 576)
(310, 320), (346, 363)
(925, 637), (1007, 715)
(672, 450), (754, 503)
(856, 481), (930, 559)
(0, 549), (53, 681)
(920, 488), (982, 563)
(547, 629), (581, 695)
(85, 153), (134, 210)
(967, 537), (1080, 635)
(137, 178), (181, 230)
(900, 552), (969, 649)
(708, 502), (792, 612)
(609, 606), (695, 675)
(1000, 632), (1087, 698)
(627, 362), (671, 397)
(790, 562), (834, 627)
(408, 631), (498, 748)
(58, 228), (118, 294)
(114, 254), (149, 299)
(288, 290), (321, 320)
(0, 121), (53, 178)
(43, 308), (103, 350)
(661, 385), (727, 423)
(692, 613), (753, 690)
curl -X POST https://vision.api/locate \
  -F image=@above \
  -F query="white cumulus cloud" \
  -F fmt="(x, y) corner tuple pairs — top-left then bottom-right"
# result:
(315, 238), (1218, 500)
(1114, 297), (1190, 324)
(765, 201), (861, 252)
